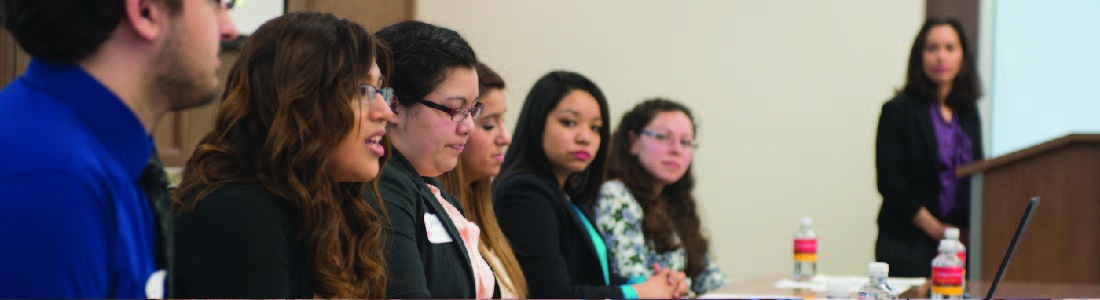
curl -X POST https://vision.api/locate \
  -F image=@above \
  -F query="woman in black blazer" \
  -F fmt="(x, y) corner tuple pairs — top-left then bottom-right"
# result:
(875, 17), (984, 277)
(173, 13), (392, 298)
(493, 71), (682, 299)
(366, 21), (496, 299)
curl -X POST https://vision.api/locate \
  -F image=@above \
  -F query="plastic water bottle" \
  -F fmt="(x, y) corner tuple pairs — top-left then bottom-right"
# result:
(944, 228), (967, 268)
(932, 240), (965, 299)
(944, 227), (967, 294)
(857, 262), (898, 300)
(793, 217), (817, 281)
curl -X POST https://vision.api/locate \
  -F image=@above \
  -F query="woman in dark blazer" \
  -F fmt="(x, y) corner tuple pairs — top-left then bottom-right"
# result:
(875, 17), (984, 277)
(366, 21), (496, 299)
(493, 71), (681, 299)
(173, 13), (392, 298)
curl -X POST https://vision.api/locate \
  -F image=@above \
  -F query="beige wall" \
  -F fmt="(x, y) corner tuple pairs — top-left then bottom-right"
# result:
(418, 0), (924, 280)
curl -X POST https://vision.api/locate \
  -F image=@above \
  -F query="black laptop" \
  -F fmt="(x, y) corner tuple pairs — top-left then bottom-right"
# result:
(984, 196), (1040, 300)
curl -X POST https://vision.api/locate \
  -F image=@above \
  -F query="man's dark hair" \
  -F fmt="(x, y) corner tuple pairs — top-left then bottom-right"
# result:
(2, 0), (182, 63)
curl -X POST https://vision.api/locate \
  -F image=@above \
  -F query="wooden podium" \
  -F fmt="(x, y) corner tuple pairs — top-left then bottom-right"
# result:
(957, 134), (1100, 286)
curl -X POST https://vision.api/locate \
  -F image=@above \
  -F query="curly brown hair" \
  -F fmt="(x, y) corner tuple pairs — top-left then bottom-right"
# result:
(605, 98), (710, 278)
(172, 12), (387, 298)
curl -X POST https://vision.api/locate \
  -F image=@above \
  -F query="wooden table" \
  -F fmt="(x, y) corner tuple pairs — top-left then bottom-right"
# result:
(703, 273), (1100, 298)
(968, 279), (1100, 299)
(700, 273), (918, 299)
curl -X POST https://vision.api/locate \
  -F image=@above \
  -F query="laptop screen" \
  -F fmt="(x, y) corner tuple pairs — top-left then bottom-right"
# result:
(985, 196), (1040, 300)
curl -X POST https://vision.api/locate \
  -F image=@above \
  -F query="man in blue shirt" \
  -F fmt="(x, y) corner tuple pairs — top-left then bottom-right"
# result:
(0, 0), (236, 298)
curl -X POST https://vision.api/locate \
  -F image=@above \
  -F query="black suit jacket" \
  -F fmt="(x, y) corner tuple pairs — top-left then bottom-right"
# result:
(875, 93), (984, 241)
(494, 173), (627, 299)
(366, 149), (475, 299)
(174, 183), (314, 298)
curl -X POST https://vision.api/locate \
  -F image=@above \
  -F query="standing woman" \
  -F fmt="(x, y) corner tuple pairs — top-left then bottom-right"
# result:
(595, 98), (730, 297)
(493, 71), (681, 299)
(437, 62), (527, 298)
(875, 17), (983, 277)
(173, 12), (393, 298)
(367, 21), (495, 299)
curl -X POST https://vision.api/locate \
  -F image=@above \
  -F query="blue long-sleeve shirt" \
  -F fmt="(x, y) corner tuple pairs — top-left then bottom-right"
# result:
(0, 60), (159, 298)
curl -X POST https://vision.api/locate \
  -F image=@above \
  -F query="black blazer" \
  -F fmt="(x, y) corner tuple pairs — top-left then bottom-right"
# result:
(174, 183), (313, 298)
(366, 149), (475, 299)
(494, 173), (627, 299)
(875, 93), (984, 241)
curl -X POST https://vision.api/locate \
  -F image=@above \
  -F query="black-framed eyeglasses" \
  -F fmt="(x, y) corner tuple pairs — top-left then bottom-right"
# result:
(640, 129), (698, 150)
(418, 100), (484, 122)
(360, 83), (394, 106)
(216, 0), (236, 9)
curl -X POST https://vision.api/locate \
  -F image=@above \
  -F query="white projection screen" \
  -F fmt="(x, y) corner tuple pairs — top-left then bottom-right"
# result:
(989, 0), (1100, 156)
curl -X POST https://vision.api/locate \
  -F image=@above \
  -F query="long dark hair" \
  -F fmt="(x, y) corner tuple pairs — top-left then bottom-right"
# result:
(172, 12), (387, 298)
(605, 98), (709, 278)
(901, 17), (982, 112)
(494, 71), (611, 207)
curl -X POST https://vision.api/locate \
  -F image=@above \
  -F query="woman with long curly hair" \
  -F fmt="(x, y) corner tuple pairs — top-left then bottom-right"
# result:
(172, 12), (395, 298)
(594, 98), (729, 297)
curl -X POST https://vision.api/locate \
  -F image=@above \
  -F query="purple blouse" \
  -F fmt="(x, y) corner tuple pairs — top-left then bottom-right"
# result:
(931, 104), (974, 218)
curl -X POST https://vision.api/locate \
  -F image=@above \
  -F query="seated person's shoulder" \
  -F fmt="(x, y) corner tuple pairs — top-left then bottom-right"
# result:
(599, 179), (627, 195)
(496, 173), (551, 190)
(185, 183), (287, 219)
(494, 173), (561, 205)
(373, 162), (420, 204)
(883, 92), (921, 109)
(0, 91), (123, 180)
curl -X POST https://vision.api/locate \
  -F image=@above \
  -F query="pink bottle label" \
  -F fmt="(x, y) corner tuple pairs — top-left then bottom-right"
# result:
(932, 266), (964, 285)
(794, 239), (816, 253)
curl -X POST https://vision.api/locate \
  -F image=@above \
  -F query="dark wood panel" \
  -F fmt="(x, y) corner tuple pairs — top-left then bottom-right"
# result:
(1, 30), (10, 84)
(959, 134), (1100, 176)
(1, 29), (19, 86)
(13, 42), (29, 77)
(153, 109), (184, 158)
(287, 0), (415, 31)
(980, 143), (1100, 284)
(0, 29), (44, 85)
(967, 279), (1100, 298)
(926, 0), (980, 53)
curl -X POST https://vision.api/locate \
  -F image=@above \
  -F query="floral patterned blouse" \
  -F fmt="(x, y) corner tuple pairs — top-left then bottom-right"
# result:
(594, 180), (731, 295)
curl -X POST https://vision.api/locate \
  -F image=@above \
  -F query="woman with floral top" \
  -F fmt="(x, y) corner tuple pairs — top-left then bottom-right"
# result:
(595, 98), (730, 296)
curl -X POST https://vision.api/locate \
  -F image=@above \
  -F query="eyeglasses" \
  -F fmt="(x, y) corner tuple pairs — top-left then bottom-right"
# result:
(640, 129), (698, 150)
(418, 100), (484, 122)
(216, 0), (237, 9)
(360, 83), (394, 106)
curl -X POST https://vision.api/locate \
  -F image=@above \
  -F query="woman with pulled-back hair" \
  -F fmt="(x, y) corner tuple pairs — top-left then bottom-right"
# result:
(366, 21), (494, 299)
(173, 12), (394, 298)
